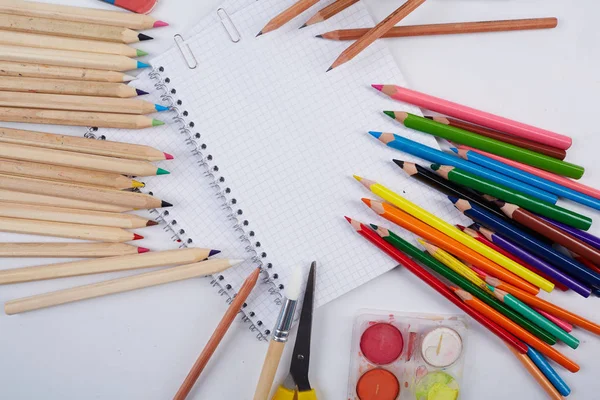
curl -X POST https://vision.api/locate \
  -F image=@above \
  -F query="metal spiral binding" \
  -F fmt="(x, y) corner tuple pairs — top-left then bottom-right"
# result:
(144, 65), (286, 340)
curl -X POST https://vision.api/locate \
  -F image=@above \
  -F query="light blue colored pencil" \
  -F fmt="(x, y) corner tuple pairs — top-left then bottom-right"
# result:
(368, 131), (558, 204)
(526, 345), (571, 396)
(454, 147), (600, 211)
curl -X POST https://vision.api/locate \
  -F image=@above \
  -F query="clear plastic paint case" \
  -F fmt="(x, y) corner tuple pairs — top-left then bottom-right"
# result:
(347, 310), (469, 400)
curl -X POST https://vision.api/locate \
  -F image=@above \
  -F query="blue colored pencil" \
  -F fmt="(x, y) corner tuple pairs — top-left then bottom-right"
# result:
(475, 224), (591, 297)
(368, 131), (558, 204)
(450, 196), (600, 288)
(454, 147), (600, 211)
(526, 345), (571, 396)
(538, 215), (600, 251)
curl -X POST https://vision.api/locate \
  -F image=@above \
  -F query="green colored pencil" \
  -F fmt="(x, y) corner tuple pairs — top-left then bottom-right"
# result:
(370, 224), (557, 345)
(384, 111), (584, 179)
(432, 164), (592, 231)
(488, 285), (579, 349)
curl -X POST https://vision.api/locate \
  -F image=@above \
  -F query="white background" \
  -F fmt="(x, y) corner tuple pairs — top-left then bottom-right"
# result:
(1, 0), (599, 399)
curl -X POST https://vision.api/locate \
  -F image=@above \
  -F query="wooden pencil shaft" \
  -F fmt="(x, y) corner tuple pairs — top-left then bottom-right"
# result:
(0, 242), (141, 257)
(0, 215), (135, 242)
(0, 0), (161, 30)
(174, 268), (260, 400)
(0, 158), (138, 189)
(5, 259), (234, 314)
(0, 45), (140, 71)
(0, 76), (140, 97)
(324, 17), (558, 40)
(0, 107), (157, 129)
(0, 143), (160, 176)
(0, 188), (130, 212)
(0, 30), (141, 57)
(0, 13), (141, 43)
(0, 126), (166, 161)
(0, 61), (131, 82)
(253, 340), (286, 400)
(305, 0), (358, 24)
(0, 91), (157, 114)
(0, 202), (152, 228)
(505, 344), (564, 400)
(0, 174), (164, 209)
(0, 248), (212, 284)
(260, 0), (320, 33)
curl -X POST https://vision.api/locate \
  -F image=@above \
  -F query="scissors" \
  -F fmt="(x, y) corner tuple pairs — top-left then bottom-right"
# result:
(272, 261), (317, 400)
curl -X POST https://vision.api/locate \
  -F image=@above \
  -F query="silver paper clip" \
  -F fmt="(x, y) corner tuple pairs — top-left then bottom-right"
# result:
(174, 34), (198, 69)
(218, 8), (241, 43)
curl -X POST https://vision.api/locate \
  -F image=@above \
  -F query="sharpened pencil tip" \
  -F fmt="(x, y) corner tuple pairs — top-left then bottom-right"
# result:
(133, 233), (144, 240)
(137, 60), (151, 69)
(163, 152), (174, 160)
(136, 49), (149, 57)
(372, 84), (384, 91)
(344, 216), (352, 223)
(256, 31), (263, 37)
(209, 249), (221, 257)
(132, 180), (145, 188)
(161, 200), (173, 207)
(122, 74), (136, 82)
(448, 195), (459, 204)
(369, 223), (378, 230)
(153, 20), (169, 28)
(135, 88), (149, 96)
(383, 111), (395, 119)
(326, 66), (333, 72)
(156, 168), (170, 175)
(353, 175), (363, 182)
(368, 131), (382, 139)
(449, 147), (458, 154)
(138, 247), (150, 253)
(299, 23), (307, 29)
(155, 104), (170, 112)
(392, 159), (404, 168)
(315, 34), (323, 38)
(430, 163), (441, 171)
(146, 220), (159, 226)
(138, 33), (153, 41)
(152, 119), (165, 126)
(361, 198), (371, 207)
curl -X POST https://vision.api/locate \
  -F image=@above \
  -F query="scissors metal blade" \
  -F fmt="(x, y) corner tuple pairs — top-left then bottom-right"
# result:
(290, 261), (315, 392)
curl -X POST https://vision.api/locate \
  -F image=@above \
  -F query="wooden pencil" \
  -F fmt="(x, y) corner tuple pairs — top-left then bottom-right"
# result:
(301, 0), (358, 27)
(0, 143), (169, 176)
(0, 242), (148, 258)
(0, 216), (142, 242)
(318, 17), (558, 40)
(0, 76), (147, 97)
(0, 0), (168, 30)
(257, 0), (320, 36)
(328, 0), (427, 71)
(0, 202), (157, 228)
(0, 188), (131, 212)
(0, 30), (148, 57)
(0, 158), (145, 189)
(0, 248), (219, 284)
(0, 107), (164, 128)
(5, 258), (240, 315)
(0, 45), (149, 71)
(0, 91), (167, 114)
(174, 267), (260, 400)
(0, 61), (135, 82)
(0, 127), (172, 161)
(0, 13), (152, 43)
(0, 174), (172, 210)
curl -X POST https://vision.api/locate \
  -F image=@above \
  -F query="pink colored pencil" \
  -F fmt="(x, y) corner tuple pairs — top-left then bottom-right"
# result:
(534, 308), (574, 332)
(372, 84), (572, 150)
(457, 144), (600, 200)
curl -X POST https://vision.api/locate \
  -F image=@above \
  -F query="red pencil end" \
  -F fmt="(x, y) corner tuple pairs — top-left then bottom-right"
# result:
(163, 152), (174, 160)
(344, 216), (352, 223)
(137, 247), (150, 253)
(372, 84), (384, 91)
(153, 20), (169, 28)
(456, 224), (466, 231)
(133, 233), (144, 240)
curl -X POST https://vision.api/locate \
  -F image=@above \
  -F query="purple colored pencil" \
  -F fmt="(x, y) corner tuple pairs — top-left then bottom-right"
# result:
(475, 225), (592, 297)
(538, 215), (600, 251)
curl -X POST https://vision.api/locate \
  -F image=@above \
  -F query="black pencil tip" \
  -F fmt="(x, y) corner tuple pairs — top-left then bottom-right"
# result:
(136, 88), (149, 96)
(256, 31), (263, 37)
(424, 115), (434, 120)
(138, 33), (153, 41)
(299, 23), (307, 29)
(326, 66), (333, 72)
(392, 159), (404, 168)
(161, 200), (173, 208)
(315, 34), (323, 38)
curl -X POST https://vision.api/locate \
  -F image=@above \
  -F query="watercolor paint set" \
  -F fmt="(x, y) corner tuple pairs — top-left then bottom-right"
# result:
(347, 310), (469, 400)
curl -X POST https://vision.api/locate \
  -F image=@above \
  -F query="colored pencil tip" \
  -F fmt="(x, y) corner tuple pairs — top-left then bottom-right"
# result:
(132, 180), (145, 188)
(344, 216), (352, 223)
(353, 175), (363, 182)
(163, 152), (174, 160)
(146, 220), (159, 226)
(152, 119), (165, 126)
(138, 33), (153, 41)
(430, 163), (441, 171)
(449, 147), (458, 154)
(137, 60), (151, 69)
(372, 84), (384, 91)
(256, 31), (263, 37)
(136, 49), (149, 57)
(369, 223), (378, 230)
(361, 198), (371, 206)
(368, 131), (382, 139)
(392, 159), (404, 168)
(122, 74), (136, 82)
(153, 20), (169, 28)
(299, 23), (307, 29)
(133, 233), (144, 240)
(135, 88), (149, 96)
(424, 116), (433, 120)
(161, 200), (173, 207)
(448, 195), (459, 204)
(487, 284), (495, 291)
(315, 34), (323, 38)
(456, 224), (466, 230)
(209, 249), (221, 257)
(155, 104), (170, 112)
(137, 247), (150, 253)
(156, 168), (170, 175)
(383, 111), (395, 119)
(326, 66), (333, 72)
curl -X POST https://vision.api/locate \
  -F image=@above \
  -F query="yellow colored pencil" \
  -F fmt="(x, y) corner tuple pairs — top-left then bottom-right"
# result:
(354, 175), (554, 292)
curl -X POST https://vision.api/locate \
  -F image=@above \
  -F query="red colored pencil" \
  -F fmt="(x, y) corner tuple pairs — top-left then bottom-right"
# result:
(345, 216), (528, 354)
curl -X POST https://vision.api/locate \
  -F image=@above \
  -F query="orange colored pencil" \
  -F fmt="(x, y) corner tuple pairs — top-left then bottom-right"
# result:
(257, 0), (320, 36)
(485, 275), (600, 336)
(362, 198), (539, 295)
(173, 267), (260, 400)
(327, 0), (427, 71)
(301, 0), (358, 27)
(454, 288), (579, 373)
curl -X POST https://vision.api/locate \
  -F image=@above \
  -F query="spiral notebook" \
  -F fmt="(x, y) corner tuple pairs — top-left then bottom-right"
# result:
(94, 0), (467, 339)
